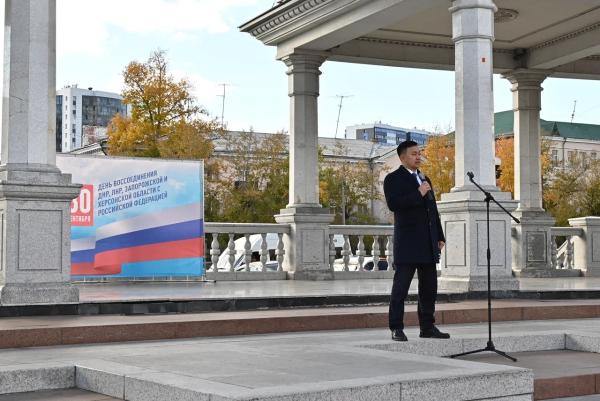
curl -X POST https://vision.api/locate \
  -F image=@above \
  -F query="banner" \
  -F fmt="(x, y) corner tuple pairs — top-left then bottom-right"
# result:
(56, 155), (204, 279)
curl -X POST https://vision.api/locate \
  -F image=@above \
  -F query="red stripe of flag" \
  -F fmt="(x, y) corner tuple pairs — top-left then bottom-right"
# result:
(94, 237), (204, 268)
(71, 262), (122, 276)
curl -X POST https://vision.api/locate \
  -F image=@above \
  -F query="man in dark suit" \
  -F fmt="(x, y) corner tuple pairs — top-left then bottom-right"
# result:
(383, 140), (449, 342)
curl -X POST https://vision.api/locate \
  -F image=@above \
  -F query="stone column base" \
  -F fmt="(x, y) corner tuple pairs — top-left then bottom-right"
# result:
(0, 283), (79, 305)
(275, 206), (334, 281)
(511, 210), (558, 277)
(513, 269), (581, 278)
(437, 190), (520, 293)
(570, 217), (600, 276)
(0, 166), (81, 305)
(439, 275), (519, 293)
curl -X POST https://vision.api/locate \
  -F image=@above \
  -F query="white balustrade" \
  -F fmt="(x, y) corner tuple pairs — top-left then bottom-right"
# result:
(550, 227), (583, 269)
(204, 223), (290, 280)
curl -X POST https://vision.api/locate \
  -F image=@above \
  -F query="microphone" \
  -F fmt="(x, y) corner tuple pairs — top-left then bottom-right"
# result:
(467, 171), (474, 180)
(418, 171), (434, 201)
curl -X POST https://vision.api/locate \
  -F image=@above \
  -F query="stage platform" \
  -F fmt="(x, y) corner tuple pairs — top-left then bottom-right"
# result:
(4, 276), (600, 317)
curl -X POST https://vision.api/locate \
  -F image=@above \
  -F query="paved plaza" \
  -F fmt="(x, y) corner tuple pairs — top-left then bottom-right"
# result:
(4, 317), (600, 400)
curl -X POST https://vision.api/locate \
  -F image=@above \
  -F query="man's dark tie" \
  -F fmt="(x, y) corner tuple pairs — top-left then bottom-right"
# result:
(412, 172), (419, 184)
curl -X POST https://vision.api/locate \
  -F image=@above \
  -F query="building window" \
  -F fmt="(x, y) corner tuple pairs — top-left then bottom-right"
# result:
(592, 152), (597, 160)
(72, 99), (76, 106)
(551, 149), (558, 162)
(72, 110), (76, 115)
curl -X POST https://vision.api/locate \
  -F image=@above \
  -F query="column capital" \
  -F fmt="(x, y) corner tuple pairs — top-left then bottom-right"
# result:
(449, 0), (497, 13)
(450, 0), (497, 42)
(501, 68), (551, 89)
(280, 52), (327, 74)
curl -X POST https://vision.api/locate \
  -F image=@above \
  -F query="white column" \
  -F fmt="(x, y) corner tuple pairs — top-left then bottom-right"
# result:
(502, 69), (549, 212)
(451, 0), (497, 190)
(502, 69), (559, 276)
(275, 52), (334, 280)
(2, 0), (57, 167)
(0, 0), (80, 305)
(281, 53), (325, 207)
(438, 0), (519, 292)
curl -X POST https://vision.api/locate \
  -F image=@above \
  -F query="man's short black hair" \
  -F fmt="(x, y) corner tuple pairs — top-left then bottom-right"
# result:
(397, 140), (419, 157)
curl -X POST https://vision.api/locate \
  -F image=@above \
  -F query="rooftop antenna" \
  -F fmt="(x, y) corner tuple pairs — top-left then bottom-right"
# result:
(571, 100), (577, 123)
(218, 83), (231, 127)
(334, 94), (353, 138)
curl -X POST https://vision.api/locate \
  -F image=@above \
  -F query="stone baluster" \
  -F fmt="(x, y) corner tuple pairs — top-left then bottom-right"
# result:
(357, 235), (365, 271)
(228, 233), (236, 272)
(385, 235), (394, 271)
(566, 238), (574, 269)
(244, 234), (252, 272)
(210, 233), (220, 272)
(372, 235), (380, 267)
(260, 233), (269, 272)
(329, 234), (337, 270)
(550, 235), (557, 270)
(276, 233), (285, 272)
(342, 235), (351, 272)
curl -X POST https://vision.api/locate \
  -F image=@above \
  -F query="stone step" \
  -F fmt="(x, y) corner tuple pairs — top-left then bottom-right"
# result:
(0, 389), (120, 401)
(3, 330), (600, 400)
(1, 299), (600, 349)
(0, 363), (74, 395)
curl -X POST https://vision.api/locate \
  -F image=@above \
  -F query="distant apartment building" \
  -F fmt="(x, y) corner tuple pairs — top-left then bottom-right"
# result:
(345, 123), (433, 146)
(56, 85), (129, 152)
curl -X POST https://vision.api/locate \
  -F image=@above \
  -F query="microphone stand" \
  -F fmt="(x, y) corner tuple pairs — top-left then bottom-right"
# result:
(450, 172), (520, 363)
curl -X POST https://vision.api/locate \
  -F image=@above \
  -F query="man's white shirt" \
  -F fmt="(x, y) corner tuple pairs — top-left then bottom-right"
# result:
(403, 166), (423, 185)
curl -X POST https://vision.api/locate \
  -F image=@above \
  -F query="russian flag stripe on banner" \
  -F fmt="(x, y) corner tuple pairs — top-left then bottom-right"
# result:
(95, 238), (204, 266)
(95, 202), (202, 241)
(94, 219), (202, 253)
(71, 202), (204, 276)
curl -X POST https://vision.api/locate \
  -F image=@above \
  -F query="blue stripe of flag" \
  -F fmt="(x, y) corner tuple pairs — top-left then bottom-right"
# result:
(94, 219), (203, 253)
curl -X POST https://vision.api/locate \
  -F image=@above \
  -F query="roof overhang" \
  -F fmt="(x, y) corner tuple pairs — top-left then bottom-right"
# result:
(240, 0), (600, 79)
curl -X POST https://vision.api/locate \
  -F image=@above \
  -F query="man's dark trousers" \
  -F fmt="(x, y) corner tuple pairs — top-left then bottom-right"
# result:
(389, 263), (437, 331)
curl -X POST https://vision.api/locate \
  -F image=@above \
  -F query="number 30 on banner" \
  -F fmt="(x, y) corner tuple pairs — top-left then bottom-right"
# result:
(71, 184), (94, 226)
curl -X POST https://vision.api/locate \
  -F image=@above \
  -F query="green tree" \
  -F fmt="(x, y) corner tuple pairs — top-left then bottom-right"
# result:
(215, 131), (289, 223)
(319, 142), (381, 224)
(542, 154), (600, 226)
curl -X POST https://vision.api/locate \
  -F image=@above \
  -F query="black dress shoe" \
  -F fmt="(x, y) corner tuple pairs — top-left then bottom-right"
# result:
(391, 329), (407, 342)
(419, 326), (450, 339)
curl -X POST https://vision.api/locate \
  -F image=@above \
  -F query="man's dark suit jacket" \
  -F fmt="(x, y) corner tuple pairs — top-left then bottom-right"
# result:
(383, 166), (445, 265)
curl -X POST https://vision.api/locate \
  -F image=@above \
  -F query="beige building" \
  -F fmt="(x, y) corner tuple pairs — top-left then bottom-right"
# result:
(495, 110), (600, 167)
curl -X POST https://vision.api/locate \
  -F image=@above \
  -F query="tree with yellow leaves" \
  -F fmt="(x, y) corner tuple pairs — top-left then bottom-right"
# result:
(107, 50), (218, 159)
(421, 134), (454, 199)
(495, 136), (514, 194)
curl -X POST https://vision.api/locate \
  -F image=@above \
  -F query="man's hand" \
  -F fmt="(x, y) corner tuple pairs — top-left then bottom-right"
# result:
(418, 182), (432, 197)
(438, 241), (445, 251)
